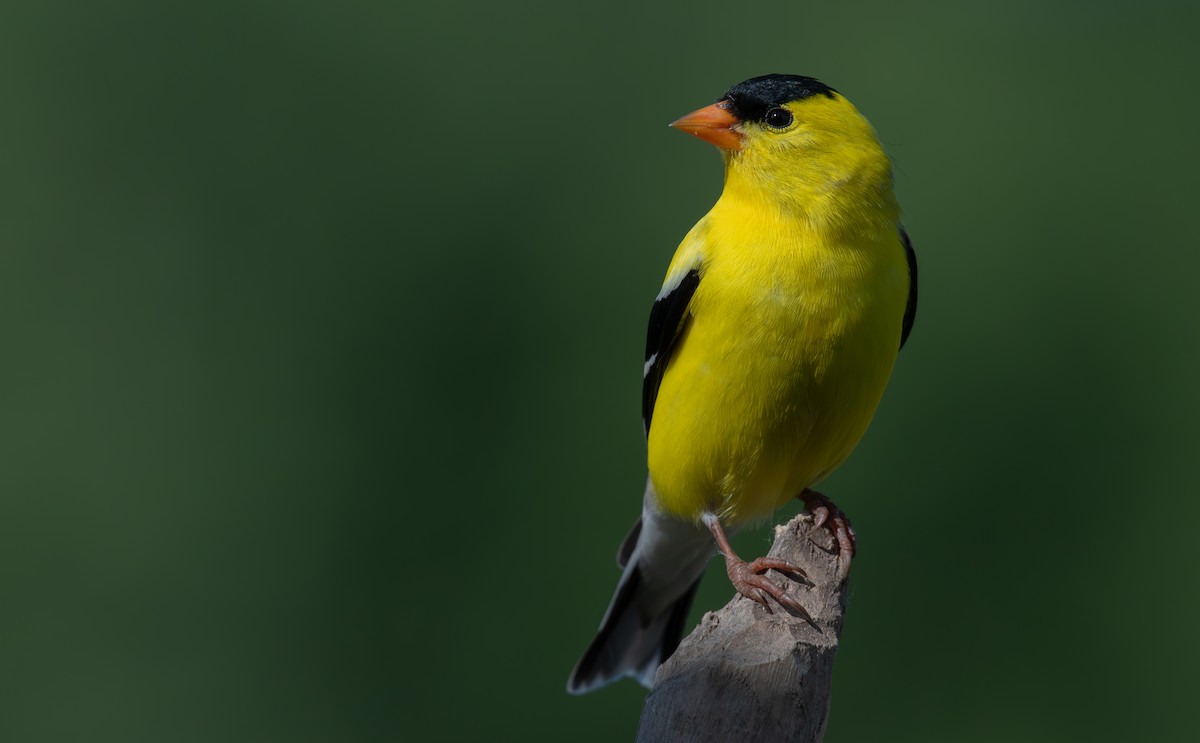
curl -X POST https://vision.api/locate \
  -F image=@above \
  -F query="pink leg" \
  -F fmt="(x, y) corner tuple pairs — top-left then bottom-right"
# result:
(707, 516), (811, 620)
(797, 488), (856, 581)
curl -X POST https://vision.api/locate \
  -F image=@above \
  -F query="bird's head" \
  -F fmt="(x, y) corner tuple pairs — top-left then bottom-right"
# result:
(671, 74), (894, 216)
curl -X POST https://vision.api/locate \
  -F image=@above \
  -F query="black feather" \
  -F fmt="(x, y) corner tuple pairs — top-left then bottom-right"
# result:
(722, 74), (837, 125)
(566, 566), (702, 694)
(900, 228), (918, 350)
(643, 269), (701, 434)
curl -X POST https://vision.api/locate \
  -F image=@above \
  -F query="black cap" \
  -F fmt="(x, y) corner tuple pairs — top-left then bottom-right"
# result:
(722, 74), (837, 124)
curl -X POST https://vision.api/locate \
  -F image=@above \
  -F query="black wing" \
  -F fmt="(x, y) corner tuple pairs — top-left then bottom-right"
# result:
(900, 228), (918, 350)
(642, 269), (700, 435)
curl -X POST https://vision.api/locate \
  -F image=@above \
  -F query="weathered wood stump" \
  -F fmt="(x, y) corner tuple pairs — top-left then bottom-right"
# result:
(637, 512), (850, 743)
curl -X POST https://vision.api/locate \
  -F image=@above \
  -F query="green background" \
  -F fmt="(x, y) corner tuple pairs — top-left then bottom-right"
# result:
(3, 1), (1198, 740)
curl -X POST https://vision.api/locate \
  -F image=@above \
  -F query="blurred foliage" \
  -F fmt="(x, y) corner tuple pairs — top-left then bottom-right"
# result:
(1, 0), (1198, 741)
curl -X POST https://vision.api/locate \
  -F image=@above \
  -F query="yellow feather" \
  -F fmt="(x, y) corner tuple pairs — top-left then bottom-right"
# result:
(647, 92), (910, 525)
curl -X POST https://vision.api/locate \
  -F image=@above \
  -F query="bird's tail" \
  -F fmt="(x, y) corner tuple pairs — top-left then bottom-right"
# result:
(567, 494), (716, 694)
(566, 553), (701, 694)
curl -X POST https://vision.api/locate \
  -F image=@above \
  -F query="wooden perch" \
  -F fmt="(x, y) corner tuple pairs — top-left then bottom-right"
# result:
(636, 511), (850, 743)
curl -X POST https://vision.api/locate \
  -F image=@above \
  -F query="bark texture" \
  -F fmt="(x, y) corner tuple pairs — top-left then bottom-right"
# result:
(636, 512), (849, 743)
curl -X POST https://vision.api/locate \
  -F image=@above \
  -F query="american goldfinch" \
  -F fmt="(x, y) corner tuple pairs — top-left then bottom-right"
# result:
(567, 74), (917, 694)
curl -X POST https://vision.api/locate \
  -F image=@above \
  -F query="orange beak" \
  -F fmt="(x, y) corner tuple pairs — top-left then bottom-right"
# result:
(669, 101), (742, 150)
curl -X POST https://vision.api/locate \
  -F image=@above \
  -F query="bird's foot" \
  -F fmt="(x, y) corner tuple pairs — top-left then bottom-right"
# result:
(706, 514), (811, 619)
(798, 488), (856, 581)
(724, 554), (811, 619)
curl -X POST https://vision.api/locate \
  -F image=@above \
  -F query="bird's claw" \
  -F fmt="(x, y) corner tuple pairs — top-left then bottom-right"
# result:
(798, 489), (856, 581)
(726, 555), (811, 620)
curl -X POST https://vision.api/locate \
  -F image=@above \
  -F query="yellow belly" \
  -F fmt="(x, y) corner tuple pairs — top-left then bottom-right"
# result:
(646, 224), (908, 525)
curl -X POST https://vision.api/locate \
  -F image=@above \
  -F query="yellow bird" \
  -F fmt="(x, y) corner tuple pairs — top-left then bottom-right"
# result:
(567, 74), (917, 694)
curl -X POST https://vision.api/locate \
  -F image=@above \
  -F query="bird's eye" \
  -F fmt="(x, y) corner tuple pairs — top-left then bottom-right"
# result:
(764, 107), (793, 129)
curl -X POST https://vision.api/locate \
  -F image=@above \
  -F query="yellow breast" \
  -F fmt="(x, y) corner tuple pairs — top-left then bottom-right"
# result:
(646, 196), (909, 524)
